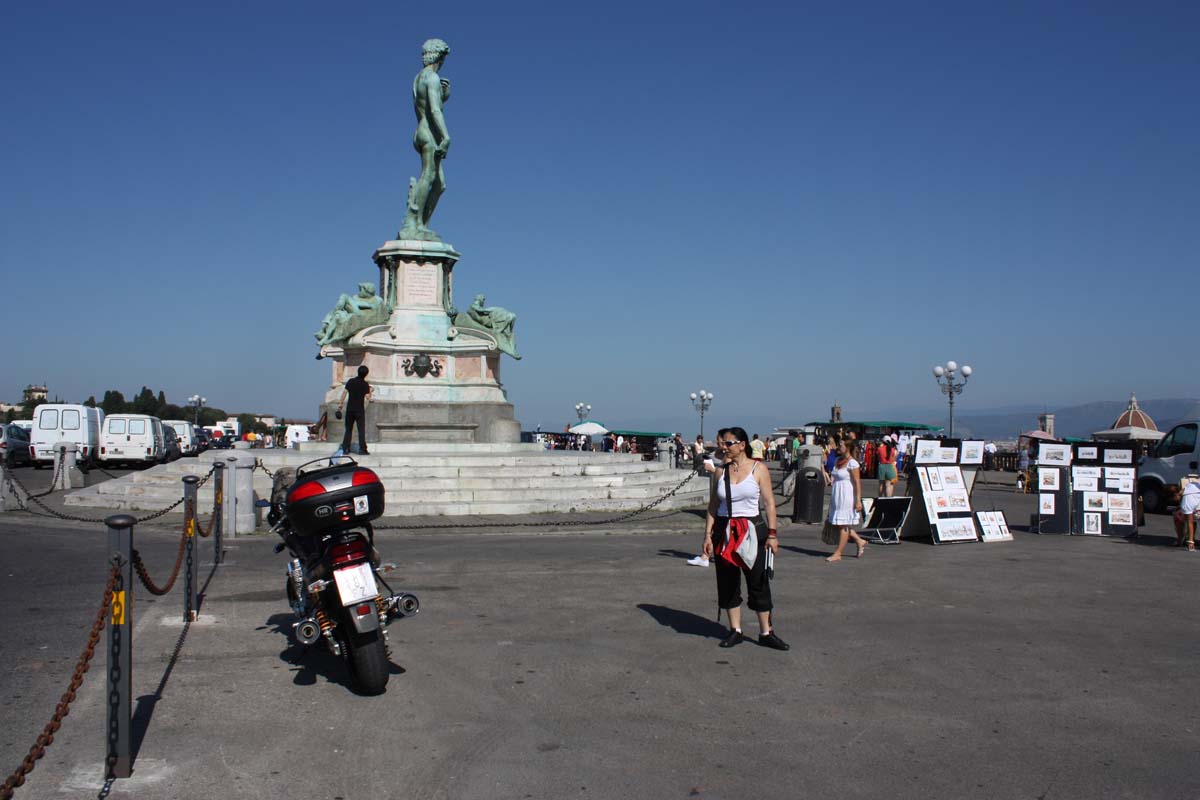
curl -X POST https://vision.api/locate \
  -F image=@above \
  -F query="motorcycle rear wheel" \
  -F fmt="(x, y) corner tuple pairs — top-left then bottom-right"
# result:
(348, 631), (389, 695)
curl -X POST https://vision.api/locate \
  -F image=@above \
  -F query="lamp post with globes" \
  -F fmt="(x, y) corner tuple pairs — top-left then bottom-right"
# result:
(689, 390), (714, 440)
(931, 361), (972, 437)
(574, 402), (592, 423)
(188, 394), (207, 426)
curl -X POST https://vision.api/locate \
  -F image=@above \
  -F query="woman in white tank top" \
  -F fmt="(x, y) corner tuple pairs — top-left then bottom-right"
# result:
(702, 426), (788, 651)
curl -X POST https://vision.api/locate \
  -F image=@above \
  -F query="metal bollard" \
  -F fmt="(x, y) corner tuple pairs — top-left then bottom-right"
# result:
(212, 462), (225, 564)
(182, 475), (199, 622)
(105, 514), (135, 780)
(54, 442), (84, 491)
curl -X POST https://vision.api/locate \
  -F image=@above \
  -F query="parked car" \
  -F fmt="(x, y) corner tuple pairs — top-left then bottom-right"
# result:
(1138, 420), (1200, 513)
(195, 428), (211, 451)
(1, 423), (32, 468)
(31, 404), (104, 468)
(161, 426), (182, 462)
(162, 420), (200, 457)
(99, 414), (165, 468)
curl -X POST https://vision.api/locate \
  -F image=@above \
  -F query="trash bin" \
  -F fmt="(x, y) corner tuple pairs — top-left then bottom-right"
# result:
(792, 466), (825, 524)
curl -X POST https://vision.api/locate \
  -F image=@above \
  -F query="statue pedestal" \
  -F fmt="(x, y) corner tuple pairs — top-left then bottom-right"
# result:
(318, 240), (520, 444)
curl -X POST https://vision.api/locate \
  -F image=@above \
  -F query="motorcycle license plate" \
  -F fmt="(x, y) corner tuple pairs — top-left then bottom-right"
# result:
(333, 562), (377, 606)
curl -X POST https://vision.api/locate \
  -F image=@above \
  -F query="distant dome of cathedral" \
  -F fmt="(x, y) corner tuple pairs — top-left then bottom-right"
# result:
(1112, 393), (1156, 430)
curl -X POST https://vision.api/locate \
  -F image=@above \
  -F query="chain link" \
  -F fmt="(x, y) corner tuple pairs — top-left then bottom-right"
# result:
(1, 564), (119, 800)
(254, 459), (275, 481)
(132, 524), (188, 596)
(373, 470), (698, 532)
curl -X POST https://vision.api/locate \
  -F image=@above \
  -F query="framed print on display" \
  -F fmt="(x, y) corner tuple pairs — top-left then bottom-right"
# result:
(1083, 491), (1109, 512)
(1077, 446), (1098, 461)
(1104, 449), (1133, 464)
(945, 490), (970, 511)
(918, 467), (932, 493)
(939, 466), (964, 489)
(1109, 494), (1132, 510)
(939, 447), (959, 464)
(960, 441), (984, 465)
(1038, 468), (1060, 491)
(1084, 513), (1102, 535)
(1109, 509), (1134, 526)
(1038, 443), (1072, 465)
(1073, 466), (1101, 480)
(1039, 493), (1055, 515)
(928, 468), (944, 492)
(936, 518), (977, 542)
(915, 440), (939, 464)
(1074, 476), (1098, 492)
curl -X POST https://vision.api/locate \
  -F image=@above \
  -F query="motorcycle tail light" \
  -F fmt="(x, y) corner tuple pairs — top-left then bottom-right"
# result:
(352, 469), (378, 486)
(356, 604), (374, 616)
(289, 481), (326, 503)
(330, 538), (368, 567)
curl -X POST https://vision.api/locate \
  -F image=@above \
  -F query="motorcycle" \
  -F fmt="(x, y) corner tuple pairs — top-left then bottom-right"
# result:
(268, 456), (419, 695)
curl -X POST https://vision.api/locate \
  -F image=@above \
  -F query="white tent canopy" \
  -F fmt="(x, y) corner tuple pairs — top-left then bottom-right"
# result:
(568, 421), (608, 436)
(1091, 425), (1164, 442)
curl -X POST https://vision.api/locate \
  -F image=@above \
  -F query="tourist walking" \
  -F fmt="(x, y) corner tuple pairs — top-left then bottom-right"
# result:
(337, 365), (372, 456)
(826, 440), (867, 562)
(749, 433), (765, 461)
(701, 427), (788, 650)
(877, 436), (898, 498)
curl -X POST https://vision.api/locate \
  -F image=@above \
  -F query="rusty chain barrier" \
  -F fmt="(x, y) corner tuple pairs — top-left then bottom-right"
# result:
(1, 564), (119, 800)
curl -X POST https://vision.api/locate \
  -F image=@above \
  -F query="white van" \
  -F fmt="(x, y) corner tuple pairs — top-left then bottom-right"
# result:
(162, 420), (200, 456)
(31, 404), (104, 468)
(100, 414), (166, 467)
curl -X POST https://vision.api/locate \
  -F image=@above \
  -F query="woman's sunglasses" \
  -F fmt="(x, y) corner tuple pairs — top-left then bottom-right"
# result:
(720, 439), (740, 447)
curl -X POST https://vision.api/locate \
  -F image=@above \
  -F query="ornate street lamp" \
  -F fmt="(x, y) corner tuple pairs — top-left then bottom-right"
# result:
(188, 394), (207, 425)
(574, 402), (592, 423)
(932, 361), (972, 437)
(690, 389), (714, 440)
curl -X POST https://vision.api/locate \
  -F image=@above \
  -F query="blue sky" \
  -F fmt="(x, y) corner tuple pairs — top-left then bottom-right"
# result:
(3, 1), (1196, 436)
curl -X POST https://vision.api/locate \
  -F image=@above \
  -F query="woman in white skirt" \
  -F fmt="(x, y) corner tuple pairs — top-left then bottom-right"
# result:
(826, 440), (868, 562)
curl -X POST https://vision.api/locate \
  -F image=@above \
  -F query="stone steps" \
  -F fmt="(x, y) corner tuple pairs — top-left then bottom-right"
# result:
(65, 448), (705, 517)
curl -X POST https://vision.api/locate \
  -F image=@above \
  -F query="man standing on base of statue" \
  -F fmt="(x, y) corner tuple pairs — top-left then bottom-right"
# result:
(337, 365), (373, 456)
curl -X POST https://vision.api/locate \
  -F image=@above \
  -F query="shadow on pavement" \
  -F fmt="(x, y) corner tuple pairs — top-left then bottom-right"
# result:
(637, 603), (726, 640)
(262, 613), (405, 693)
(131, 618), (191, 765)
(656, 548), (698, 561)
(779, 544), (831, 559)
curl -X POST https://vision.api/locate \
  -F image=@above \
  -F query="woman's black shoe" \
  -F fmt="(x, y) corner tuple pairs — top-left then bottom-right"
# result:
(758, 631), (790, 651)
(719, 630), (744, 648)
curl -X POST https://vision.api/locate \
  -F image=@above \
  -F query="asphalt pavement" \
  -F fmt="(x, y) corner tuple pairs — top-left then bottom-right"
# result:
(1, 465), (1198, 800)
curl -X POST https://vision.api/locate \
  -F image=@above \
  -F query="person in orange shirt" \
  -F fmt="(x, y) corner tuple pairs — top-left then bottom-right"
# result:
(877, 436), (898, 498)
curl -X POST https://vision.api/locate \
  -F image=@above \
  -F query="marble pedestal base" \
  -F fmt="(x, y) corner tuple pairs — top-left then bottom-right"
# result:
(318, 239), (521, 445)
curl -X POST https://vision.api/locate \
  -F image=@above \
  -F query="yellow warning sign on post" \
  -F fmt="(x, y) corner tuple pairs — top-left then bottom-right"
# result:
(186, 518), (196, 538)
(111, 590), (126, 626)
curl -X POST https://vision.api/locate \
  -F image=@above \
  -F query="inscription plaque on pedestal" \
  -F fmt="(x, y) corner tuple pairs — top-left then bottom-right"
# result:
(404, 263), (438, 306)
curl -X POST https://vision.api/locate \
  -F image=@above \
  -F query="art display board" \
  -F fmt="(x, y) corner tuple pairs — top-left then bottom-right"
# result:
(1034, 464), (1071, 534)
(1070, 442), (1137, 536)
(905, 463), (980, 544)
(976, 510), (1013, 542)
(859, 497), (912, 544)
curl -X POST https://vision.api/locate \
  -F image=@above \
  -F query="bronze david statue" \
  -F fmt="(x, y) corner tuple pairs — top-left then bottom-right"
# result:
(399, 38), (452, 242)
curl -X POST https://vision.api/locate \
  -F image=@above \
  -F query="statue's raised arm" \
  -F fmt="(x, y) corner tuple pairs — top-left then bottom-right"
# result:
(399, 38), (451, 242)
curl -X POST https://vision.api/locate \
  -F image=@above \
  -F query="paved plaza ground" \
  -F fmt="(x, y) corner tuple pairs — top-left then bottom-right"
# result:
(2, 469), (1198, 799)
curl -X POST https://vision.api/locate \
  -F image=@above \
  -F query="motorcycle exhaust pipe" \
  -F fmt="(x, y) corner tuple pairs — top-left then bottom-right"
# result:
(294, 618), (322, 645)
(391, 593), (420, 618)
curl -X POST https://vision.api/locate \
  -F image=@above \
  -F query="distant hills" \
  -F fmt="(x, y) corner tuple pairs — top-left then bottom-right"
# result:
(907, 398), (1199, 441)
